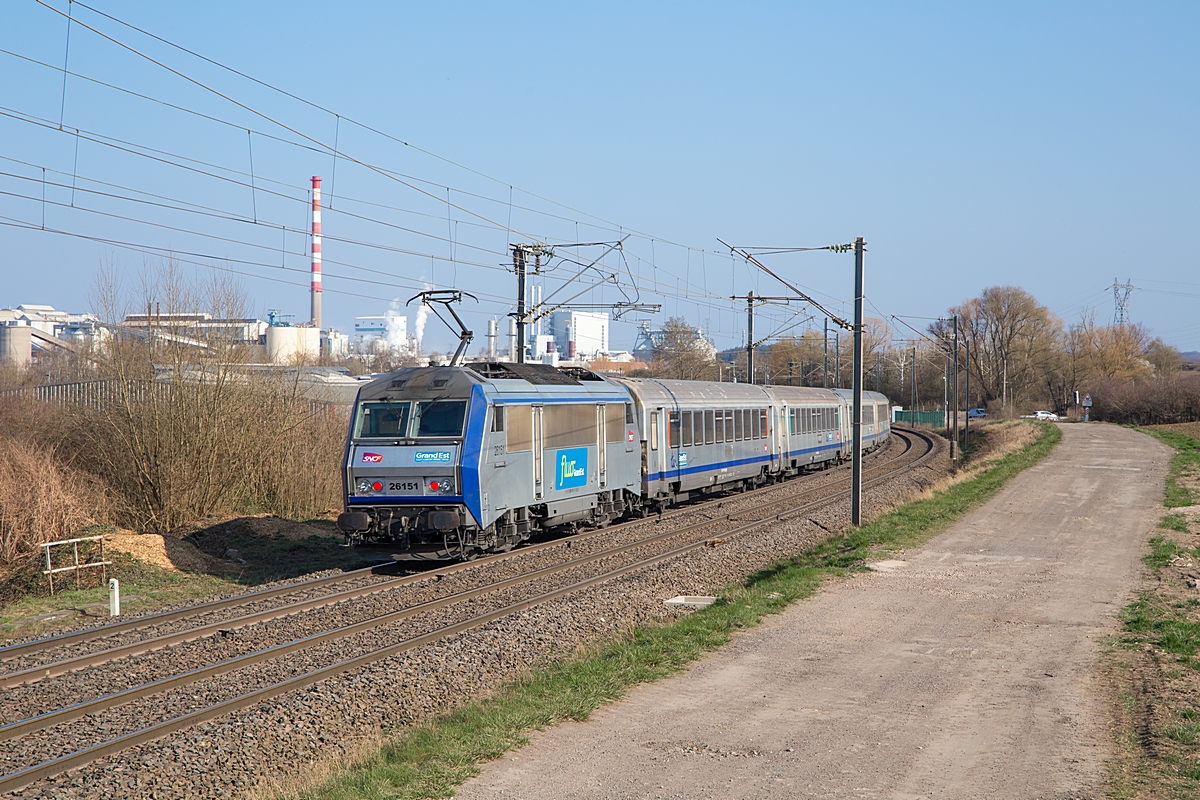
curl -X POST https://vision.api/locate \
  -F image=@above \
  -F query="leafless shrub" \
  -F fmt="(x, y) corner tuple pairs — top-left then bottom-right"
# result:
(1090, 374), (1200, 425)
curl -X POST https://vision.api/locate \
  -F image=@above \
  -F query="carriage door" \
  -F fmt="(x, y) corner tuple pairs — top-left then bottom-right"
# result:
(533, 405), (544, 500)
(649, 409), (662, 480)
(597, 404), (607, 488)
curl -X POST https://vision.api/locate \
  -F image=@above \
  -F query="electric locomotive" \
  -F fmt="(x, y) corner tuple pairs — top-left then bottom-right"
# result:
(337, 362), (642, 556)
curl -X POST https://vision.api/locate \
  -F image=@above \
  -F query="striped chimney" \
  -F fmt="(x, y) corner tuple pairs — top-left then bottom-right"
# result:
(310, 176), (322, 330)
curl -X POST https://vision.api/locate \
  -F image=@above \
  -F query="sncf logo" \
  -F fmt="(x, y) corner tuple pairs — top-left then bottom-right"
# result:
(361, 452), (383, 463)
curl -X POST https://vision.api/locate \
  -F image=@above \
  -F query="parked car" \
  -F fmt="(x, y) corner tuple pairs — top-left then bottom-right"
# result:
(967, 408), (987, 419)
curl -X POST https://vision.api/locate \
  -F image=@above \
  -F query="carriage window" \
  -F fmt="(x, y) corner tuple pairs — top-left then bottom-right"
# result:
(681, 411), (693, 447)
(491, 405), (505, 432)
(760, 409), (769, 438)
(626, 403), (634, 424)
(734, 408), (743, 441)
(704, 410), (715, 444)
(669, 411), (681, 448)
(863, 404), (875, 426)
(650, 411), (659, 450)
(715, 409), (725, 444)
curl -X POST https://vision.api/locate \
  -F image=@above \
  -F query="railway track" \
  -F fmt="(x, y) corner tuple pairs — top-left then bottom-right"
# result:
(0, 427), (935, 794)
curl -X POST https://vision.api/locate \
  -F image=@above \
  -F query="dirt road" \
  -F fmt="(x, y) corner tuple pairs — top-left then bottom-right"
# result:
(456, 424), (1169, 799)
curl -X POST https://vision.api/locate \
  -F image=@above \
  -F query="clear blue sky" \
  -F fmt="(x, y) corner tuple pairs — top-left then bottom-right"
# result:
(2, 1), (1197, 353)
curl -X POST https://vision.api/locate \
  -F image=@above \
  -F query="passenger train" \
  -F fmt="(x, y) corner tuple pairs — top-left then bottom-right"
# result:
(336, 362), (891, 557)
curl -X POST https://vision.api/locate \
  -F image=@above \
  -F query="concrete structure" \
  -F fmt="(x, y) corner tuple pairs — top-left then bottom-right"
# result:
(265, 325), (320, 363)
(0, 324), (33, 367)
(551, 310), (609, 360)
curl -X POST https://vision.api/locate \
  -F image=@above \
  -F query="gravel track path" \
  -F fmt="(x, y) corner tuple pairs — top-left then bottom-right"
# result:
(2, 431), (944, 798)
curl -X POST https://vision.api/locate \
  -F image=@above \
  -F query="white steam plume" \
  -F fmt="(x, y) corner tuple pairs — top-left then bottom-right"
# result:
(413, 280), (433, 353)
(384, 298), (408, 352)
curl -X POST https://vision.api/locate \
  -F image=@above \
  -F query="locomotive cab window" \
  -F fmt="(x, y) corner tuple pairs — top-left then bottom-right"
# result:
(491, 405), (505, 432)
(413, 400), (468, 438)
(354, 401), (411, 439)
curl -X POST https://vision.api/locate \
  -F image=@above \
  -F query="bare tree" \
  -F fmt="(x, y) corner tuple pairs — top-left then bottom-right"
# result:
(651, 317), (719, 380)
(947, 286), (1063, 413)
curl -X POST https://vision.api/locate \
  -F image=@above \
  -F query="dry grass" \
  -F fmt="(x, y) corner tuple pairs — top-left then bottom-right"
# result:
(1148, 421), (1200, 442)
(0, 437), (111, 564)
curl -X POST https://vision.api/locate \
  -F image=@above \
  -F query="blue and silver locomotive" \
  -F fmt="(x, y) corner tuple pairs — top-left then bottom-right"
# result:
(337, 361), (891, 557)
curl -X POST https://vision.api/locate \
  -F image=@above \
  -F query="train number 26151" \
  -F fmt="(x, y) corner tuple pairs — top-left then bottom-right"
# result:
(388, 481), (420, 492)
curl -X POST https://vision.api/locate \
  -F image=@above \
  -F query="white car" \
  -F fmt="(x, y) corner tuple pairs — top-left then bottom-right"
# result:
(1031, 410), (1059, 421)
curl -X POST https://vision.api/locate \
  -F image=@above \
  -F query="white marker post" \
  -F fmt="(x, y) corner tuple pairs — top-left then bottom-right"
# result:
(108, 578), (120, 617)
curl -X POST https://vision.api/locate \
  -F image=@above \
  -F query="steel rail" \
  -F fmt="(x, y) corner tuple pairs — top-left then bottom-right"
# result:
(0, 561), (398, 663)
(0, 430), (910, 678)
(0, 429), (933, 784)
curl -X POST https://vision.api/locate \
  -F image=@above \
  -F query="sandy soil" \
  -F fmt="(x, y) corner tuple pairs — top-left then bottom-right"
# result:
(457, 424), (1170, 800)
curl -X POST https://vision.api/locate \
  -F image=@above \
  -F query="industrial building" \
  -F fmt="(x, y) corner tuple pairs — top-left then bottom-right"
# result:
(550, 310), (609, 360)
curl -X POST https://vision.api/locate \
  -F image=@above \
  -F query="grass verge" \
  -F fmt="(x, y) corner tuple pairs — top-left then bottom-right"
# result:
(1138, 428), (1200, 508)
(285, 422), (1061, 800)
(1108, 428), (1200, 799)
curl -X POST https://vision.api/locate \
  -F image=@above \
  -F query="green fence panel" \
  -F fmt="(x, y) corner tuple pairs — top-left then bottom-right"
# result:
(893, 410), (945, 427)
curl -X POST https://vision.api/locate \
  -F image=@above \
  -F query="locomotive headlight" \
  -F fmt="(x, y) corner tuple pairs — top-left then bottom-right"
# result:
(428, 478), (453, 494)
(356, 479), (371, 493)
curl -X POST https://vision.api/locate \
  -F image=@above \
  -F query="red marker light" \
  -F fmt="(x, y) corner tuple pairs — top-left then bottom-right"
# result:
(430, 481), (440, 491)
(372, 481), (383, 491)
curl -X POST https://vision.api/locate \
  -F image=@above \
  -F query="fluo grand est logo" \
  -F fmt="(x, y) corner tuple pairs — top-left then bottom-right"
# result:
(555, 447), (588, 490)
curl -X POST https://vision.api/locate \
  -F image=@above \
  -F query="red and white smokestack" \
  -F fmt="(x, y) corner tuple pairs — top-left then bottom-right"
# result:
(310, 175), (322, 330)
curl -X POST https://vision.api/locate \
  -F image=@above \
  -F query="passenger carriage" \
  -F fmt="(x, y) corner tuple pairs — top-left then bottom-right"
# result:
(759, 386), (848, 474)
(608, 378), (777, 507)
(829, 389), (892, 451)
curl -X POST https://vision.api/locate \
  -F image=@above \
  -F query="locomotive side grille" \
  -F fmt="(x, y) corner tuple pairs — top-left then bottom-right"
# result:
(506, 404), (533, 452)
(605, 403), (626, 443)
(544, 403), (598, 450)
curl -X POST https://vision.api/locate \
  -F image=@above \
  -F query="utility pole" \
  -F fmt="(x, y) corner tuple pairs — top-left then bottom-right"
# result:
(851, 237), (865, 526)
(746, 290), (755, 384)
(509, 243), (553, 364)
(951, 315), (959, 461)
(512, 245), (528, 364)
(911, 342), (917, 422)
(964, 335), (970, 454)
(823, 317), (829, 388)
(730, 291), (798, 386)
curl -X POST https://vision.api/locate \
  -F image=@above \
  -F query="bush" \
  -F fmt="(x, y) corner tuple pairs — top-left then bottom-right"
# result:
(1090, 374), (1200, 425)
